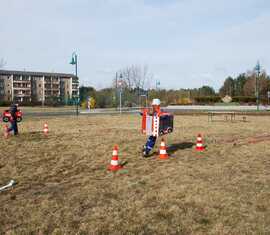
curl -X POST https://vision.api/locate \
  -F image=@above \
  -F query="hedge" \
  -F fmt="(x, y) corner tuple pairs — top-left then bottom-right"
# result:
(194, 96), (221, 104)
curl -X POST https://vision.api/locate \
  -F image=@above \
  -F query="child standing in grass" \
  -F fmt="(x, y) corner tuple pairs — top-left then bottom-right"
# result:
(8, 103), (19, 135)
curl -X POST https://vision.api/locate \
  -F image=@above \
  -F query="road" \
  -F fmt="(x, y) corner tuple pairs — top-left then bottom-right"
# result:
(166, 105), (270, 112)
(2, 105), (270, 118)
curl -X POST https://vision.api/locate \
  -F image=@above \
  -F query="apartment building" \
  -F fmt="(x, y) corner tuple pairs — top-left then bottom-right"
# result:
(0, 70), (79, 103)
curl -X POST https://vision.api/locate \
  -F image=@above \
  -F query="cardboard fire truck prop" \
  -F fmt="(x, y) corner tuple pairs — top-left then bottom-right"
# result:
(141, 108), (173, 137)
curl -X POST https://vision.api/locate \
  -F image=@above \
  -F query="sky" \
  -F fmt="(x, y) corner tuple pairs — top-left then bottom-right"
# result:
(1, 0), (270, 90)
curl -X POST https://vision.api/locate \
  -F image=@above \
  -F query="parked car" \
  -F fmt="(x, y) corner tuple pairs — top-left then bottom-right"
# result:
(2, 110), (23, 123)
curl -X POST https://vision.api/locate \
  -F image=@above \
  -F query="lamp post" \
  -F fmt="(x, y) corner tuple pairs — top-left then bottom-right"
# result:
(70, 52), (79, 115)
(156, 80), (160, 90)
(119, 73), (123, 114)
(254, 61), (261, 111)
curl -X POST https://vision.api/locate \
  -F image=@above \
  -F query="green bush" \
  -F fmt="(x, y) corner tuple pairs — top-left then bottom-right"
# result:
(232, 96), (256, 103)
(0, 100), (12, 106)
(194, 96), (221, 104)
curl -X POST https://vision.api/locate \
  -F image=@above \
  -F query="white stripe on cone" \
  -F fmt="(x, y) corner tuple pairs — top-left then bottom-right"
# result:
(110, 160), (119, 166)
(196, 143), (203, 147)
(160, 149), (167, 154)
(197, 137), (202, 141)
(112, 150), (118, 155)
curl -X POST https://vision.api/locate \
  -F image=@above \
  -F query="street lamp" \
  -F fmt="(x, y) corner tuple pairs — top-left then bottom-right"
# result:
(254, 61), (261, 111)
(119, 73), (123, 114)
(70, 52), (79, 115)
(156, 80), (160, 90)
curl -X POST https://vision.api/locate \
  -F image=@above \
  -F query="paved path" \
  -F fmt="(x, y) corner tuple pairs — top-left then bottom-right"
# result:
(11, 105), (270, 118)
(166, 105), (270, 112)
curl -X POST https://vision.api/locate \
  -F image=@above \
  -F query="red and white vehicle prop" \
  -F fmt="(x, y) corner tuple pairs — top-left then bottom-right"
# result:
(141, 108), (173, 137)
(2, 110), (23, 123)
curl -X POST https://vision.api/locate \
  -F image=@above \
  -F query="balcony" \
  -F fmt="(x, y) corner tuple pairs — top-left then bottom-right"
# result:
(45, 80), (60, 84)
(13, 80), (31, 83)
(44, 85), (52, 89)
(14, 93), (31, 97)
(72, 78), (79, 83)
(52, 85), (60, 89)
(13, 87), (31, 90)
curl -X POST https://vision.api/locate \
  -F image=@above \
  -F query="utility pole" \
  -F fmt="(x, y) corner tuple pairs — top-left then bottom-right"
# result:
(255, 61), (261, 111)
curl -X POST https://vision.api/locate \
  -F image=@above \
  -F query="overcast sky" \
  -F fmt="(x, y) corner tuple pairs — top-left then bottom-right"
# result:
(1, 0), (270, 90)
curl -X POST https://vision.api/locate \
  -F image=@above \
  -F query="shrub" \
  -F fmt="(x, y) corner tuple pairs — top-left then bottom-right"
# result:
(232, 96), (256, 103)
(0, 101), (12, 106)
(194, 96), (221, 104)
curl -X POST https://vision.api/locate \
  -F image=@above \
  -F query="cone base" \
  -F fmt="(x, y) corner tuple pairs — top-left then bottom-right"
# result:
(196, 146), (205, 151)
(108, 165), (123, 171)
(159, 154), (169, 159)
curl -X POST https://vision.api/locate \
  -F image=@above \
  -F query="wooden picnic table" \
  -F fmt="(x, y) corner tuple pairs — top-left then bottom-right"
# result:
(208, 111), (243, 122)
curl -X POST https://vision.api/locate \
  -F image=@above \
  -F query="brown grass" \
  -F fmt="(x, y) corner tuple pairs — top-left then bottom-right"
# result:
(0, 115), (270, 234)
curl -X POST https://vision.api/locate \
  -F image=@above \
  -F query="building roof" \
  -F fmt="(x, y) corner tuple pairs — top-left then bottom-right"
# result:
(0, 70), (77, 78)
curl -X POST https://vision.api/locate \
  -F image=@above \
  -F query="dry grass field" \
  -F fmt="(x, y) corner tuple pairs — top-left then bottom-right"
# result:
(0, 114), (270, 234)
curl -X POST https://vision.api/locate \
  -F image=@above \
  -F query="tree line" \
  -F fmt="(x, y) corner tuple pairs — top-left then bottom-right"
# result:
(80, 64), (270, 108)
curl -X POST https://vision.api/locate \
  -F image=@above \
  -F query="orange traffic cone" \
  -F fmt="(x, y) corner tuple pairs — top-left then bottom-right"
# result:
(108, 145), (123, 171)
(196, 134), (205, 151)
(159, 138), (169, 159)
(43, 123), (49, 136)
(4, 125), (9, 138)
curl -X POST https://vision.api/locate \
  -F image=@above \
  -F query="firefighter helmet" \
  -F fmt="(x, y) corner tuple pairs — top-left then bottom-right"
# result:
(152, 99), (161, 106)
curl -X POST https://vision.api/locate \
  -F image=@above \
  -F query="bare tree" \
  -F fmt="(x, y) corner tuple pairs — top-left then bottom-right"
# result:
(113, 64), (153, 91)
(141, 64), (153, 90)
(120, 66), (133, 89)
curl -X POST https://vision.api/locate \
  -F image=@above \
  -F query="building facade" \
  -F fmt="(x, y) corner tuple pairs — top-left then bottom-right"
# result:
(0, 70), (79, 104)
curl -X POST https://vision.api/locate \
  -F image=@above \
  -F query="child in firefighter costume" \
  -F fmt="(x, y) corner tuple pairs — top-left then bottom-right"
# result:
(141, 99), (173, 157)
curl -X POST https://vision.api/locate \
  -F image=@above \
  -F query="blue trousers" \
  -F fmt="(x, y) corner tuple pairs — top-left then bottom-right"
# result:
(8, 120), (18, 135)
(145, 135), (157, 154)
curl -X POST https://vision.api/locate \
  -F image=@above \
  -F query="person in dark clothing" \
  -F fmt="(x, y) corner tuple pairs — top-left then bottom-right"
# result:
(8, 104), (19, 135)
